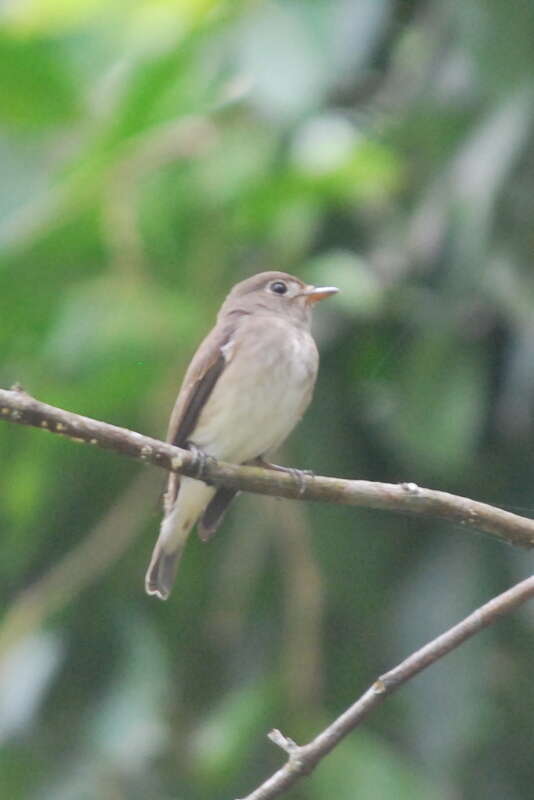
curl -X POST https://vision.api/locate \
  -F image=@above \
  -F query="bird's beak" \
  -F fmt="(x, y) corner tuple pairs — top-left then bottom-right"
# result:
(302, 285), (339, 305)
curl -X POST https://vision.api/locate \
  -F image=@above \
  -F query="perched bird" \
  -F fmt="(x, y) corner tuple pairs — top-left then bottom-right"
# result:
(145, 271), (338, 599)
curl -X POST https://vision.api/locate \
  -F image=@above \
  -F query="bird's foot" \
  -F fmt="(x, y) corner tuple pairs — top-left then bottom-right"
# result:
(250, 457), (314, 497)
(187, 443), (215, 482)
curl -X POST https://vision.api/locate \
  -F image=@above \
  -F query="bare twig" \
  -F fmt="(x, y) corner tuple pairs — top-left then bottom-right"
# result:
(2, 387), (534, 797)
(2, 387), (534, 549)
(236, 574), (534, 800)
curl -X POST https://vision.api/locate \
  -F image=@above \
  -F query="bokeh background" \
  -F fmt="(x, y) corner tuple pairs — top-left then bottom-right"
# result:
(1, 1), (534, 798)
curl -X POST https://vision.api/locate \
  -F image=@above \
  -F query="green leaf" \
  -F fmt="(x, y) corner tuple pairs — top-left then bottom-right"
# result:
(0, 34), (80, 128)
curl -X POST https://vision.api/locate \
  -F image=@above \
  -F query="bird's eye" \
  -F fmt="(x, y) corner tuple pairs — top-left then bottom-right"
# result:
(270, 281), (288, 295)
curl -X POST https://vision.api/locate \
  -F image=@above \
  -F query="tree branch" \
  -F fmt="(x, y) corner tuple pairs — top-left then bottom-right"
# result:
(2, 386), (533, 797)
(1, 386), (534, 549)
(236, 574), (534, 800)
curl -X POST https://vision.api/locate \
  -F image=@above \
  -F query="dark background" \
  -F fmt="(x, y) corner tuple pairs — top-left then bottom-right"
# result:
(1, 1), (534, 798)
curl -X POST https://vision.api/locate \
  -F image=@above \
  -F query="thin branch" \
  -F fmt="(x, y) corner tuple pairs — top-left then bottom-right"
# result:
(2, 387), (534, 797)
(2, 387), (534, 549)
(236, 574), (534, 800)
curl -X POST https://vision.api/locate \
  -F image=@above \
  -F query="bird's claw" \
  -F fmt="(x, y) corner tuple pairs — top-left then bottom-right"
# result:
(253, 458), (313, 497)
(288, 467), (314, 497)
(187, 444), (214, 481)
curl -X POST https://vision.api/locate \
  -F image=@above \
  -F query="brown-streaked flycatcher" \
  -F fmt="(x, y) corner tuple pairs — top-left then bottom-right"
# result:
(145, 271), (338, 599)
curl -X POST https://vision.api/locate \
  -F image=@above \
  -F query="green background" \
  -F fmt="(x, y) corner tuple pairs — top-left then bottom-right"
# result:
(1, 1), (534, 798)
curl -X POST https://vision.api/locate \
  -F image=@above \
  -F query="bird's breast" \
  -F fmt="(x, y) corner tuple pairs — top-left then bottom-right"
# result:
(192, 319), (318, 463)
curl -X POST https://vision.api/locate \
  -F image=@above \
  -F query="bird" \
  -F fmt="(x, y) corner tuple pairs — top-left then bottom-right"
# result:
(145, 271), (338, 599)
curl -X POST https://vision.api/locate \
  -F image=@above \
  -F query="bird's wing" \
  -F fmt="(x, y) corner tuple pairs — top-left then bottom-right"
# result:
(163, 318), (238, 510)
(198, 487), (239, 541)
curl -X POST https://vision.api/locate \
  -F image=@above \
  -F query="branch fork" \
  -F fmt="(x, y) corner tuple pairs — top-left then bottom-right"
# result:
(2, 386), (534, 799)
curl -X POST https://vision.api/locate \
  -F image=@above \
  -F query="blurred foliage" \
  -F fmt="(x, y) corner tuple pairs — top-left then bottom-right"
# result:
(1, 1), (534, 798)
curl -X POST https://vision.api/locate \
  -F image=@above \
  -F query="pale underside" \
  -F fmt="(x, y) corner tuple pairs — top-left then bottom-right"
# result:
(165, 315), (318, 534)
(146, 311), (319, 598)
(193, 314), (318, 463)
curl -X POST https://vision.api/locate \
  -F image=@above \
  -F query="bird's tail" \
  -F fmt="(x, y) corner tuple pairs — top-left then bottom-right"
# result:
(145, 477), (215, 600)
(145, 536), (187, 601)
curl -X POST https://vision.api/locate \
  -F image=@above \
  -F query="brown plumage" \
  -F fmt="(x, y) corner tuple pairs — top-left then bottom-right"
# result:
(145, 271), (338, 599)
